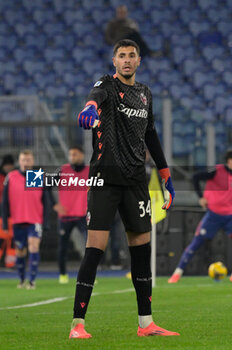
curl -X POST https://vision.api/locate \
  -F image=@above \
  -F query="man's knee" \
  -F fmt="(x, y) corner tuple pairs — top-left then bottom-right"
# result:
(189, 235), (205, 251)
(16, 247), (27, 257)
(86, 230), (109, 251)
(28, 237), (40, 253)
(127, 231), (150, 247)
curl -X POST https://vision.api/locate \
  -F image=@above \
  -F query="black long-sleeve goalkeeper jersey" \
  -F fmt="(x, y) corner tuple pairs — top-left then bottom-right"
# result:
(86, 74), (167, 186)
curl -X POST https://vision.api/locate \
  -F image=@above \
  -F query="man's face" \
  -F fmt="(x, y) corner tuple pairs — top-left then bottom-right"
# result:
(116, 5), (127, 19)
(227, 158), (232, 170)
(69, 149), (84, 165)
(113, 46), (141, 80)
(18, 153), (34, 172)
(2, 164), (14, 174)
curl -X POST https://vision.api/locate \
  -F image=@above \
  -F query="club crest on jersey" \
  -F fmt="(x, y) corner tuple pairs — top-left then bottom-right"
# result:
(140, 93), (147, 105)
(94, 81), (103, 87)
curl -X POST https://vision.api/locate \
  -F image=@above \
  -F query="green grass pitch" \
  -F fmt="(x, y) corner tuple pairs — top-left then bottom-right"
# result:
(0, 276), (231, 350)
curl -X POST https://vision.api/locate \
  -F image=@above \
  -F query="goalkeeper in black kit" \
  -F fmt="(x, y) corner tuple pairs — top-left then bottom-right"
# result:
(69, 39), (179, 339)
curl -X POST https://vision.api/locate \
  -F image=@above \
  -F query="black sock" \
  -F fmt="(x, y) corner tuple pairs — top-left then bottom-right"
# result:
(129, 243), (152, 316)
(73, 247), (104, 319)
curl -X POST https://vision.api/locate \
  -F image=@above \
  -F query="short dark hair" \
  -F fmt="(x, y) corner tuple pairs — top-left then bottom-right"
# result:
(69, 145), (84, 154)
(113, 39), (140, 56)
(225, 149), (232, 162)
(1, 154), (14, 167)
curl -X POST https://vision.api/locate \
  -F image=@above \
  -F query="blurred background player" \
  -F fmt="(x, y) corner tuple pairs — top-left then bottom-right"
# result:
(70, 39), (178, 339)
(0, 154), (15, 267)
(2, 149), (61, 289)
(0, 155), (14, 207)
(168, 149), (232, 284)
(105, 5), (160, 58)
(57, 145), (88, 284)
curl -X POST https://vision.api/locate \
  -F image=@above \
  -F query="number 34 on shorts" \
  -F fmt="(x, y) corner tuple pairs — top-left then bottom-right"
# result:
(138, 200), (151, 217)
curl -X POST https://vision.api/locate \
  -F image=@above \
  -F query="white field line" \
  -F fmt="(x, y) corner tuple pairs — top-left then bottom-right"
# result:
(0, 297), (68, 310)
(0, 288), (134, 311)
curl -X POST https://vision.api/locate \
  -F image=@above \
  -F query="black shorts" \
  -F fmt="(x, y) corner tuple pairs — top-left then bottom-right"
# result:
(87, 183), (151, 233)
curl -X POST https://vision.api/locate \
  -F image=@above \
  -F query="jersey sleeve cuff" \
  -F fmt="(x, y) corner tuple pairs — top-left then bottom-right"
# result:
(85, 100), (98, 109)
(159, 168), (171, 182)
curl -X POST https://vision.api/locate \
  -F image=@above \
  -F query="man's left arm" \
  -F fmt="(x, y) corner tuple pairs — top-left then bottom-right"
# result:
(145, 94), (175, 209)
(2, 175), (10, 230)
(42, 186), (66, 230)
(41, 188), (54, 231)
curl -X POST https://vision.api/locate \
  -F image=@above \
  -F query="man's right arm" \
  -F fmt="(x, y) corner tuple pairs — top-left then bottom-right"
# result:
(192, 169), (216, 198)
(78, 80), (108, 129)
(2, 176), (10, 230)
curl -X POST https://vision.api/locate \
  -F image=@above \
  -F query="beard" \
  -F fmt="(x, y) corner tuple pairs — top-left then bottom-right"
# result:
(119, 66), (137, 80)
(121, 72), (134, 79)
